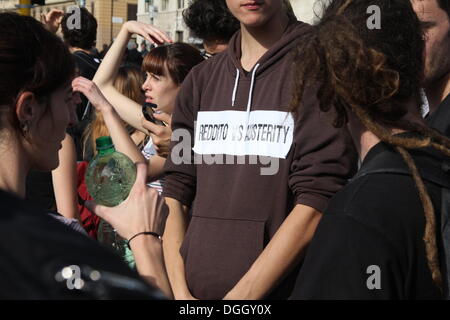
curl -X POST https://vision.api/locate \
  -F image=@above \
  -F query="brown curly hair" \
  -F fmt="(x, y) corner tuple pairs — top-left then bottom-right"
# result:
(290, 0), (450, 292)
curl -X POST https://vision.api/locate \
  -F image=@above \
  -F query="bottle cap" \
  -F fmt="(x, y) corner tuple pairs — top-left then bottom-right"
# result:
(95, 136), (114, 151)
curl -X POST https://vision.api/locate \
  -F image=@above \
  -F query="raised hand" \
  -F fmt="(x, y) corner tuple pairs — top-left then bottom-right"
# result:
(71, 77), (112, 112)
(142, 112), (172, 158)
(124, 21), (172, 45)
(41, 9), (65, 34)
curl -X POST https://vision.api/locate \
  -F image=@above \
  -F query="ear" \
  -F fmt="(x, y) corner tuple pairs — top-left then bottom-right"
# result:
(15, 91), (37, 125)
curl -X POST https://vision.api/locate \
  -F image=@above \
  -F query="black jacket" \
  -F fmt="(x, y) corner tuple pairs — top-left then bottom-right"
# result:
(427, 93), (450, 137)
(290, 137), (450, 299)
(0, 189), (164, 299)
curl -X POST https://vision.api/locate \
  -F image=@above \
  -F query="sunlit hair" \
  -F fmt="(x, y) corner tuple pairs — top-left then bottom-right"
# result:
(141, 42), (204, 86)
(83, 65), (145, 157)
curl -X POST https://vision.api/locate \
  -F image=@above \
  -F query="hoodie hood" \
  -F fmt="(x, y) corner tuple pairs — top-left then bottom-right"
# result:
(227, 21), (312, 77)
(226, 21), (312, 110)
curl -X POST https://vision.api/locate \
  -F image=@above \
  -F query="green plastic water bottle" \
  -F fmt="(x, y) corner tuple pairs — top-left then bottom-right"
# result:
(85, 136), (137, 268)
(85, 136), (137, 207)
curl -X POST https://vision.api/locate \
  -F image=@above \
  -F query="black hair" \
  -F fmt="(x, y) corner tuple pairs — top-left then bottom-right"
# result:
(0, 13), (75, 132)
(61, 7), (98, 50)
(182, 0), (240, 42)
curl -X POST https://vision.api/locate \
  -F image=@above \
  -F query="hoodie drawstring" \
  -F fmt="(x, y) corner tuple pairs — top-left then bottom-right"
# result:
(231, 69), (240, 107)
(231, 63), (260, 117)
(246, 63), (260, 116)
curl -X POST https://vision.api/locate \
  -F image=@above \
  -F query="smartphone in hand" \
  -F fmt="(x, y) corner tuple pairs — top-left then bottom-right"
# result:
(142, 102), (166, 126)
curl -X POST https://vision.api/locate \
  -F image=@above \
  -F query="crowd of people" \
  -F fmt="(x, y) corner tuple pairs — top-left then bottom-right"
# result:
(0, 0), (449, 300)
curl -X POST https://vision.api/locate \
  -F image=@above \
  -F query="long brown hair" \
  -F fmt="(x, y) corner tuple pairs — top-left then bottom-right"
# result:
(83, 65), (145, 158)
(0, 13), (75, 135)
(290, 0), (450, 291)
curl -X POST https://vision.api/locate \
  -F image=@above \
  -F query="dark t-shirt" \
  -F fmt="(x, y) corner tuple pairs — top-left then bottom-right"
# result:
(0, 189), (164, 299)
(427, 93), (450, 137)
(25, 171), (56, 212)
(290, 138), (450, 299)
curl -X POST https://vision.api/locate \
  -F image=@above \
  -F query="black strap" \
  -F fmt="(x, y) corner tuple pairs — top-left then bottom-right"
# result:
(352, 148), (450, 189)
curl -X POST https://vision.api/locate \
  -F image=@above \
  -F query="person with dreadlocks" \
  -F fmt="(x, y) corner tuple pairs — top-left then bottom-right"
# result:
(289, 0), (450, 299)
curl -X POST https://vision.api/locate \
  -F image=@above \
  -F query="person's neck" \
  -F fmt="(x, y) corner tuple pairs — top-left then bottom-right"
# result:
(425, 72), (450, 114)
(203, 40), (228, 55)
(0, 133), (30, 198)
(348, 100), (426, 162)
(240, 13), (289, 71)
(70, 47), (92, 55)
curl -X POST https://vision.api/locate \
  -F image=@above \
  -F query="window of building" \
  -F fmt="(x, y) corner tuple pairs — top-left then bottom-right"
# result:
(127, 4), (137, 21)
(177, 0), (184, 9)
(144, 0), (153, 12)
(176, 31), (183, 42)
(162, 0), (168, 11)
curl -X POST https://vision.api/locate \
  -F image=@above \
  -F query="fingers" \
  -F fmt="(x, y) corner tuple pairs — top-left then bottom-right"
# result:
(127, 21), (172, 44)
(85, 200), (106, 220)
(153, 112), (171, 125)
(142, 118), (164, 135)
(145, 26), (172, 44)
(72, 77), (99, 94)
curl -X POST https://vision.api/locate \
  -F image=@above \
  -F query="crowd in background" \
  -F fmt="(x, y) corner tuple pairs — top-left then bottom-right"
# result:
(0, 0), (449, 300)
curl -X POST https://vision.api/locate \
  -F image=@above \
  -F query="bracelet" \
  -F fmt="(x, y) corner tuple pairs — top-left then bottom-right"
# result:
(127, 231), (162, 249)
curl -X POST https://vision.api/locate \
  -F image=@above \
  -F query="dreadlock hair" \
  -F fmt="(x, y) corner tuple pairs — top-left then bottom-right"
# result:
(290, 0), (450, 292)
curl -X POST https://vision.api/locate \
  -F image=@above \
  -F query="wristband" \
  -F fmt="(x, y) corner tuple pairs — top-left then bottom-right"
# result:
(127, 231), (162, 249)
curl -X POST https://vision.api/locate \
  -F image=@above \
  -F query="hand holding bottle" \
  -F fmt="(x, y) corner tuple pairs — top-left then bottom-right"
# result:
(86, 162), (169, 241)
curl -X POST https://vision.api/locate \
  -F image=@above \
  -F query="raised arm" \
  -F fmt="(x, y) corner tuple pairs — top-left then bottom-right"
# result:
(72, 77), (145, 164)
(93, 21), (171, 132)
(52, 133), (80, 221)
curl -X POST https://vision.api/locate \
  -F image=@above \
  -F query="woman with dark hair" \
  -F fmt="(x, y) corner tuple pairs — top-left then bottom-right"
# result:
(289, 0), (450, 299)
(93, 22), (204, 183)
(0, 12), (170, 299)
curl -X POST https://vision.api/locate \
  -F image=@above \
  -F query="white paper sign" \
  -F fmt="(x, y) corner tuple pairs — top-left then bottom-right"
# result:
(193, 110), (294, 159)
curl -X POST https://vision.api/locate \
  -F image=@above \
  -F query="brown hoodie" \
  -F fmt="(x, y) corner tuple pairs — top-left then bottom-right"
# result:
(163, 21), (358, 299)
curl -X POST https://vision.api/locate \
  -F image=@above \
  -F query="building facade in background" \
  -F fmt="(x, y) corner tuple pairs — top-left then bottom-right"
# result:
(136, 0), (321, 45)
(0, 0), (320, 49)
(0, 0), (138, 50)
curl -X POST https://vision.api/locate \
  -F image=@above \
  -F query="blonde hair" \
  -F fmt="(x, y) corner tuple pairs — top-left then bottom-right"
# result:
(83, 65), (145, 158)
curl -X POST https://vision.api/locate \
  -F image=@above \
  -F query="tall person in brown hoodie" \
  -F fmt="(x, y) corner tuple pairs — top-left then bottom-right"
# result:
(162, 0), (358, 300)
